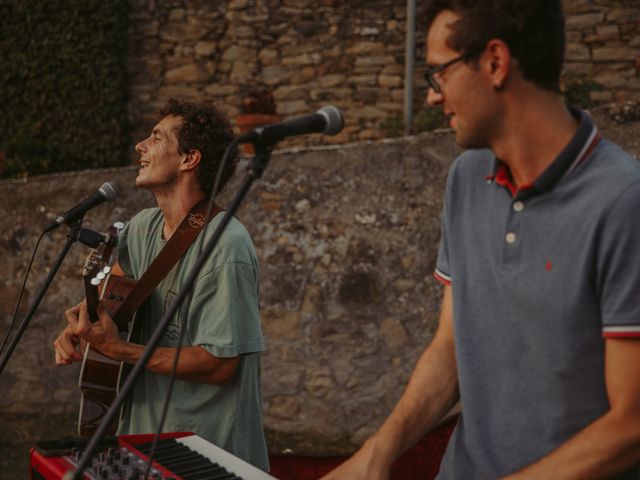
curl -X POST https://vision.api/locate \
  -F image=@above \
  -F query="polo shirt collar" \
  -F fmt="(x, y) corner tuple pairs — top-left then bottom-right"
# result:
(487, 108), (601, 197)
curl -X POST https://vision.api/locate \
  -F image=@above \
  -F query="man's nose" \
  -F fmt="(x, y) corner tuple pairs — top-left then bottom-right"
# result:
(135, 140), (146, 154)
(425, 87), (443, 108)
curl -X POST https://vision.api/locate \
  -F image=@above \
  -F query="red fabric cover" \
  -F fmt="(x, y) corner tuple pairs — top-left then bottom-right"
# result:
(269, 417), (457, 480)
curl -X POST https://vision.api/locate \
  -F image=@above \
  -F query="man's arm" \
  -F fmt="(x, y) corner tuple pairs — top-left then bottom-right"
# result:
(321, 284), (459, 480)
(504, 337), (640, 479)
(54, 301), (239, 385)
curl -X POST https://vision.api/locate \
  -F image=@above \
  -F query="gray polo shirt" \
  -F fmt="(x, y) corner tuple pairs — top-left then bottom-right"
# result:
(435, 109), (640, 479)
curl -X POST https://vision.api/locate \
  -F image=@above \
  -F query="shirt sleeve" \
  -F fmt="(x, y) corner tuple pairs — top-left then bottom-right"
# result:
(116, 220), (133, 277)
(598, 181), (640, 337)
(187, 260), (265, 357)
(434, 162), (455, 286)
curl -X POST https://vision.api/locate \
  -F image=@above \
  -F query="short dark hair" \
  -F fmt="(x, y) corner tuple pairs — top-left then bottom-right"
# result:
(159, 98), (238, 195)
(424, 0), (566, 92)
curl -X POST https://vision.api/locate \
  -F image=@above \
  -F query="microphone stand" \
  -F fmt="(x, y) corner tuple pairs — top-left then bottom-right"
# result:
(0, 220), (86, 375)
(68, 143), (274, 479)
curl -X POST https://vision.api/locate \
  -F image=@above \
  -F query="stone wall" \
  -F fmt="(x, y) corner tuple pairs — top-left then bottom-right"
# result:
(1, 108), (640, 450)
(564, 0), (640, 103)
(127, 0), (640, 152)
(0, 131), (459, 450)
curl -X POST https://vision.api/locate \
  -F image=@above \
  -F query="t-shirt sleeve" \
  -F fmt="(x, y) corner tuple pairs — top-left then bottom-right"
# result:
(116, 221), (134, 277)
(188, 260), (264, 358)
(434, 162), (456, 286)
(598, 181), (640, 337)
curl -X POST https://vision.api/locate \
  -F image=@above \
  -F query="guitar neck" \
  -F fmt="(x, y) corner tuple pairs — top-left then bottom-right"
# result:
(84, 279), (101, 324)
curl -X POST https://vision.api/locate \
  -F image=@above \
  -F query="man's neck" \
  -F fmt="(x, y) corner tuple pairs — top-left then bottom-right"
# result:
(491, 88), (579, 188)
(154, 187), (207, 240)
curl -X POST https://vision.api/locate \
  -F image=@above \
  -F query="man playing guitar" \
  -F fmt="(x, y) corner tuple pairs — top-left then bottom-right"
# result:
(53, 99), (269, 471)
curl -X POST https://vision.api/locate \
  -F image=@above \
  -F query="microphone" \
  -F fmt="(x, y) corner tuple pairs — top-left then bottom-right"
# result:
(237, 105), (345, 146)
(44, 182), (118, 233)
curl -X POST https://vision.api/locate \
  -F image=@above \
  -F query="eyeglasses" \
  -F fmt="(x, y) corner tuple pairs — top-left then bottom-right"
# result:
(424, 50), (482, 94)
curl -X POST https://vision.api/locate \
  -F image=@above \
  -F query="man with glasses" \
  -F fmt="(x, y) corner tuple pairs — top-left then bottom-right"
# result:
(323, 0), (640, 478)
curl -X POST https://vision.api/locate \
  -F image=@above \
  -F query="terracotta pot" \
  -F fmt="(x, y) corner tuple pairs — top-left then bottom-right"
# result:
(235, 113), (283, 155)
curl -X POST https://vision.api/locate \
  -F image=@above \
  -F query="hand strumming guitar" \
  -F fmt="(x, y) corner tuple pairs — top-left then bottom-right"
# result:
(53, 301), (123, 365)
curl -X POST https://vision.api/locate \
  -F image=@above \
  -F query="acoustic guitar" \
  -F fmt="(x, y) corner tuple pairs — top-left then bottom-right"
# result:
(78, 222), (137, 437)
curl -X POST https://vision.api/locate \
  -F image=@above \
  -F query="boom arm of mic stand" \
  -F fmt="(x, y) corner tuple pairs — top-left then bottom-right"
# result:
(69, 145), (274, 479)
(0, 220), (84, 375)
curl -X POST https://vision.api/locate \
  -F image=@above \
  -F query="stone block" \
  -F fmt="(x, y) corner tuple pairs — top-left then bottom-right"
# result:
(382, 64), (405, 75)
(566, 13), (605, 29)
(259, 48), (280, 64)
(380, 318), (409, 350)
(358, 105), (387, 119)
(305, 367), (335, 398)
(167, 8), (185, 21)
(348, 74), (378, 86)
(230, 62), (257, 83)
(607, 9), (640, 23)
(318, 74), (347, 88)
(278, 100), (309, 115)
(204, 84), (239, 96)
(222, 45), (257, 62)
(596, 24), (620, 36)
(355, 56), (396, 67)
(273, 85), (310, 100)
(267, 395), (301, 419)
(346, 42), (386, 56)
(195, 41), (217, 58)
(566, 43), (591, 62)
(378, 74), (402, 88)
(262, 66), (290, 86)
(158, 85), (201, 101)
(593, 46), (636, 62)
(164, 64), (208, 84)
(282, 52), (323, 66)
(160, 22), (207, 42)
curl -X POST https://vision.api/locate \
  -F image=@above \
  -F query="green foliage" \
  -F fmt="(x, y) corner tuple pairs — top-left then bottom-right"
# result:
(561, 71), (603, 109)
(0, 0), (130, 178)
(413, 107), (447, 132)
(380, 107), (448, 138)
(380, 115), (404, 138)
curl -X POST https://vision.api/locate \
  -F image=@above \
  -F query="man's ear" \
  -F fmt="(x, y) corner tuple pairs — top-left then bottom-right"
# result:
(485, 38), (511, 91)
(180, 149), (202, 171)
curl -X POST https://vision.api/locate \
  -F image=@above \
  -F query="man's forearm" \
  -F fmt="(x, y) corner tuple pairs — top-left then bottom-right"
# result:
(504, 410), (640, 479)
(107, 341), (238, 385)
(366, 337), (459, 467)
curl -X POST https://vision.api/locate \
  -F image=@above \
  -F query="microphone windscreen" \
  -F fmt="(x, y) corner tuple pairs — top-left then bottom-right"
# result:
(317, 106), (345, 136)
(99, 182), (119, 201)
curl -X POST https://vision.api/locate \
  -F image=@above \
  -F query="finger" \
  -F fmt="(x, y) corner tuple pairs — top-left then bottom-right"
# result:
(65, 304), (81, 330)
(54, 331), (83, 363)
(54, 337), (74, 365)
(77, 301), (92, 334)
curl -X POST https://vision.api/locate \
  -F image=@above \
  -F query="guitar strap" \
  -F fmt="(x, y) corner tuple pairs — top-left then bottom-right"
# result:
(112, 200), (222, 326)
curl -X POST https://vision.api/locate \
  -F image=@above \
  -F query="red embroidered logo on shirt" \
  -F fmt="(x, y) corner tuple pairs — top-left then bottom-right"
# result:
(546, 261), (553, 272)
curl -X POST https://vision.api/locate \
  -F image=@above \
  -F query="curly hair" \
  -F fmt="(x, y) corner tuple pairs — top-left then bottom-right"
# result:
(159, 99), (238, 195)
(423, 0), (565, 93)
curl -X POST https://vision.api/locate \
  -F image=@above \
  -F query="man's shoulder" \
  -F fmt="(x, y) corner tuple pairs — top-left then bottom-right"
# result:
(202, 213), (257, 266)
(126, 207), (163, 231)
(449, 148), (495, 178)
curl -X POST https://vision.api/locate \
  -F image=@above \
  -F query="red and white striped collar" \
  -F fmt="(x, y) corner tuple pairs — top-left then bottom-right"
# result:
(486, 108), (602, 197)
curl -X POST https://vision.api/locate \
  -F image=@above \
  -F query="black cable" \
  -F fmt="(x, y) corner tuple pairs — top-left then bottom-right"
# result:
(0, 231), (45, 356)
(141, 136), (242, 475)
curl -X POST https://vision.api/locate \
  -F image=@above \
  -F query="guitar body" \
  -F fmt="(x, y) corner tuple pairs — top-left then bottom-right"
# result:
(78, 262), (138, 436)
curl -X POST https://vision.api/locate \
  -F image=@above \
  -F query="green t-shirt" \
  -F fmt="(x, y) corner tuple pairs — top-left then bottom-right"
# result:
(115, 207), (268, 471)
